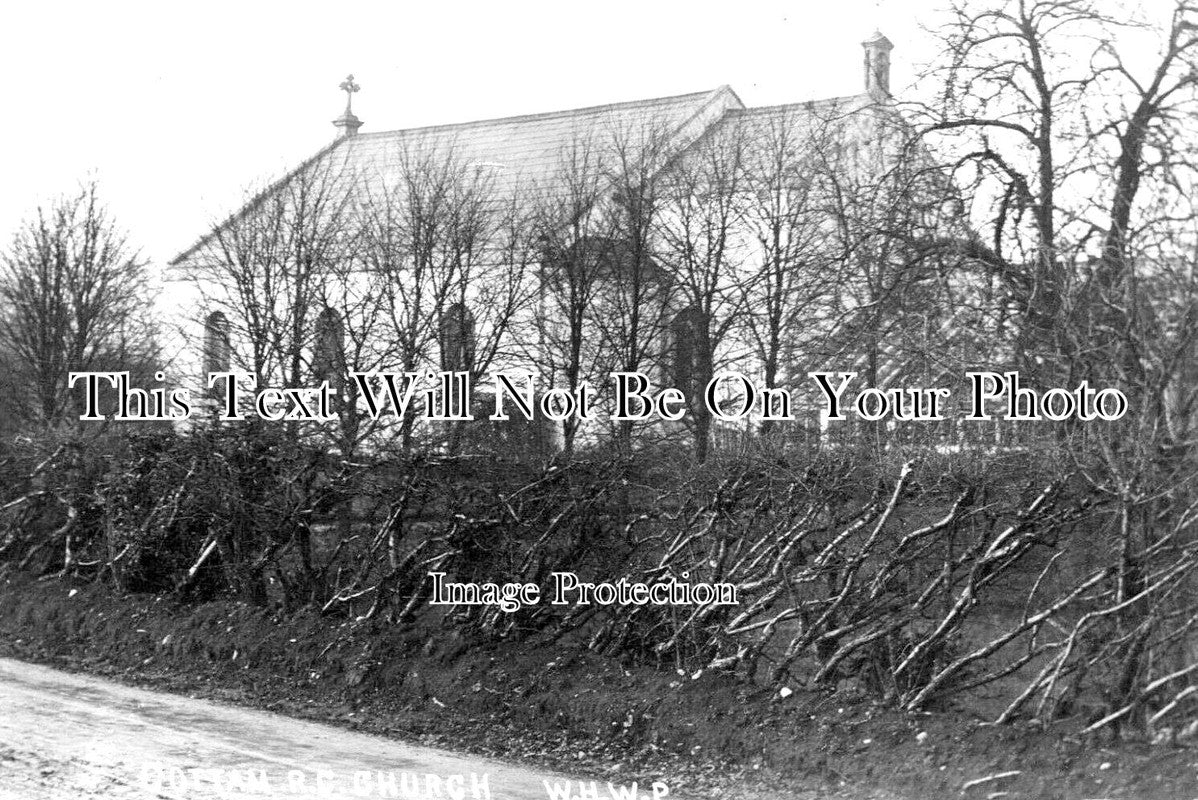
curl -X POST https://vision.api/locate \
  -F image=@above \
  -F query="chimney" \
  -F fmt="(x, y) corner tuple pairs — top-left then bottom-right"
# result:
(861, 31), (894, 97)
(333, 74), (364, 138)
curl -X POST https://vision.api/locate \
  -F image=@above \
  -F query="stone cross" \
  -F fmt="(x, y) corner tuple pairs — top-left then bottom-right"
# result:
(340, 74), (360, 114)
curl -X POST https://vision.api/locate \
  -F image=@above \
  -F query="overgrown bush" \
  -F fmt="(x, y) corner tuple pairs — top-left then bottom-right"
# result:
(5, 426), (1198, 742)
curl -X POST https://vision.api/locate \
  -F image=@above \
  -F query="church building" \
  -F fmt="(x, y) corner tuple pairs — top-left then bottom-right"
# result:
(164, 31), (986, 456)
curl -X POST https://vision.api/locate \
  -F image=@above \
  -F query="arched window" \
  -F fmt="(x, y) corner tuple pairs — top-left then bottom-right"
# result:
(671, 306), (704, 398)
(313, 307), (345, 390)
(440, 303), (475, 374)
(202, 312), (230, 388)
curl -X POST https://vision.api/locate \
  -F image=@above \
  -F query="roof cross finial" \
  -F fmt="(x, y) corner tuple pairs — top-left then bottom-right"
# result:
(333, 74), (364, 139)
(340, 74), (360, 114)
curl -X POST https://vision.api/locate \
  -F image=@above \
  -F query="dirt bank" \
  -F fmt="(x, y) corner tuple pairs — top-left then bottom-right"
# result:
(0, 572), (1192, 799)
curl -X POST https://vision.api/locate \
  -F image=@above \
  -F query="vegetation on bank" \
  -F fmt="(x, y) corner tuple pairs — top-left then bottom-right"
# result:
(2, 424), (1196, 747)
(3, 566), (1195, 800)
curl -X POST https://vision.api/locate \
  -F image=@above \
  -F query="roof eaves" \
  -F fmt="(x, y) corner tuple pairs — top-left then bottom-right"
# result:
(167, 136), (350, 269)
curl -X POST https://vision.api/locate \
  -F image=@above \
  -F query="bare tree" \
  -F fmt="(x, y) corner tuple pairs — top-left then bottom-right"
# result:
(919, 0), (1198, 382)
(185, 158), (359, 603)
(528, 135), (614, 456)
(738, 108), (840, 438)
(360, 144), (464, 454)
(189, 158), (356, 401)
(591, 121), (677, 455)
(656, 123), (751, 462)
(918, 0), (1198, 736)
(361, 141), (538, 455)
(0, 181), (156, 427)
(441, 164), (537, 409)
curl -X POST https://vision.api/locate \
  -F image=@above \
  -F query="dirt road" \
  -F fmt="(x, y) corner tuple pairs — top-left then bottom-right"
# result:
(0, 658), (647, 800)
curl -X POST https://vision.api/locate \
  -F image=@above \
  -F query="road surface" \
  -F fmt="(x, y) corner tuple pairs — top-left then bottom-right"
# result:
(0, 658), (648, 800)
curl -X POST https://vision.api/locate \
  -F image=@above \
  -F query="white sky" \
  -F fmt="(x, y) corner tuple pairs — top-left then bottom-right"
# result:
(0, 0), (942, 266)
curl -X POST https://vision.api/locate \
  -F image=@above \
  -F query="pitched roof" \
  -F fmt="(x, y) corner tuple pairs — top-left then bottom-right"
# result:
(170, 86), (745, 267)
(169, 86), (915, 271)
(340, 85), (744, 195)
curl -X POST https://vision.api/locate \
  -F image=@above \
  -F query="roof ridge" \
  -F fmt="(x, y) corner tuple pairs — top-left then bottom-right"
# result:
(351, 89), (722, 138)
(727, 92), (873, 116)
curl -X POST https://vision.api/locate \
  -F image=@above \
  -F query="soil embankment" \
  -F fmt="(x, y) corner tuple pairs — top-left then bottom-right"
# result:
(0, 572), (1189, 799)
